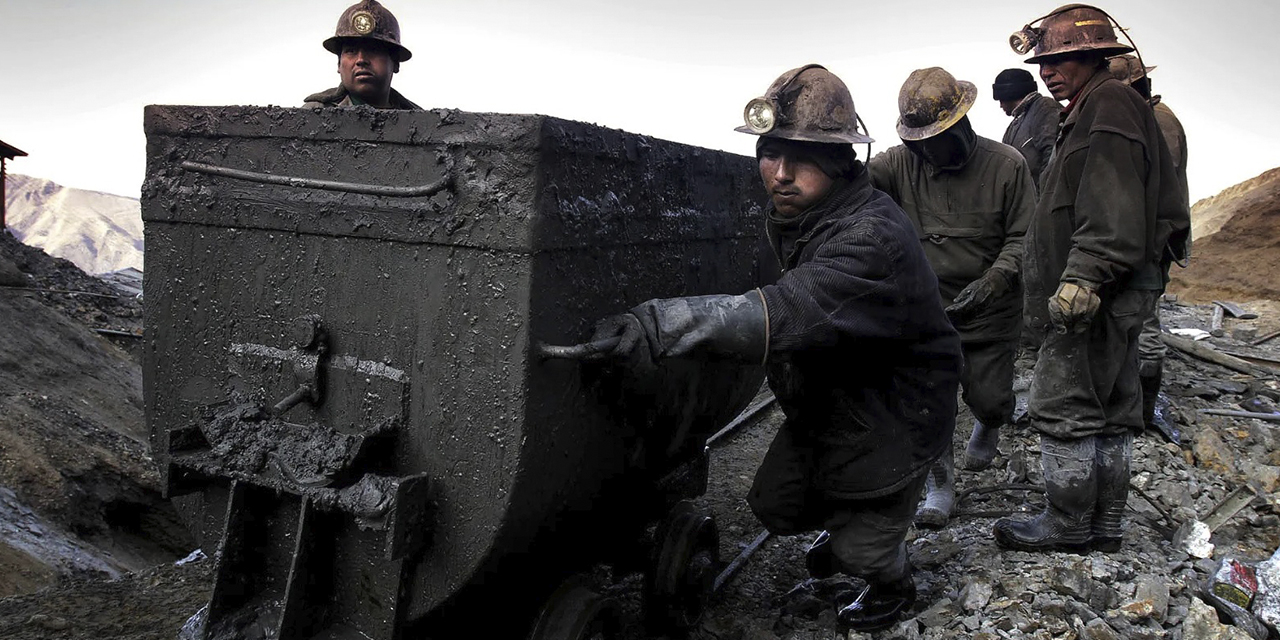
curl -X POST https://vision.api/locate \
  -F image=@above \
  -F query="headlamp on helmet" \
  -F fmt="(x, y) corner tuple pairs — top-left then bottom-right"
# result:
(743, 97), (778, 134)
(1009, 27), (1041, 55)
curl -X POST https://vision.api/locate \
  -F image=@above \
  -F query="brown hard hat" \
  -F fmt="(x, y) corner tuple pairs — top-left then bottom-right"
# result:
(323, 0), (412, 63)
(895, 67), (977, 141)
(1107, 54), (1156, 85)
(1022, 4), (1133, 64)
(735, 64), (874, 145)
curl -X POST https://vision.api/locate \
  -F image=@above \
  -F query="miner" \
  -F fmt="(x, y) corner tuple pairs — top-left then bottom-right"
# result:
(992, 68), (1062, 189)
(1108, 53), (1190, 444)
(303, 0), (422, 109)
(994, 5), (1189, 553)
(576, 65), (961, 631)
(868, 67), (1036, 528)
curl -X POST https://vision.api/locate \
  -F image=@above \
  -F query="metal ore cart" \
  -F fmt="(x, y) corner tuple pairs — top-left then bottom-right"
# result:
(142, 104), (772, 640)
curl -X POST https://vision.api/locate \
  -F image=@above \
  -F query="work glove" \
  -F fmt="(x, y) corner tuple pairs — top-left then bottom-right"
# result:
(944, 270), (1011, 321)
(584, 291), (769, 372)
(1047, 280), (1101, 334)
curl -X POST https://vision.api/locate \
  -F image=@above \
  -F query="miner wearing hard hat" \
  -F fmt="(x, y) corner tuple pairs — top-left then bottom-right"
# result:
(303, 0), (422, 109)
(1108, 53), (1190, 446)
(868, 67), (1036, 530)
(992, 68), (1063, 189)
(574, 64), (961, 631)
(994, 5), (1189, 554)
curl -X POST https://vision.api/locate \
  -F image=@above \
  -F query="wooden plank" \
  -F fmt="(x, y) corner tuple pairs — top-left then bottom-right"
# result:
(1213, 300), (1259, 319)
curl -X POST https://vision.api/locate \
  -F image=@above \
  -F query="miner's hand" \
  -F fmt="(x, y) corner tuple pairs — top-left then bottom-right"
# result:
(1047, 280), (1101, 334)
(945, 271), (1010, 321)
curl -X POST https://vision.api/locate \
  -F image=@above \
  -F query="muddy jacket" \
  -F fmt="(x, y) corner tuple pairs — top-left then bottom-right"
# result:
(868, 137), (1035, 342)
(1153, 98), (1188, 205)
(1023, 70), (1189, 332)
(302, 86), (422, 110)
(1002, 93), (1062, 189)
(759, 165), (962, 499)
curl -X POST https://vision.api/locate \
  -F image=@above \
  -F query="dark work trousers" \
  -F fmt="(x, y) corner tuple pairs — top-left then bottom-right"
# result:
(959, 337), (1018, 426)
(748, 424), (928, 583)
(1028, 289), (1157, 439)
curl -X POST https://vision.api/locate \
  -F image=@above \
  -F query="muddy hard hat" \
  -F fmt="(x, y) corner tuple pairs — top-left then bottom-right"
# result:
(1108, 54), (1156, 85)
(1013, 4), (1133, 65)
(895, 67), (977, 141)
(735, 64), (874, 145)
(323, 0), (412, 63)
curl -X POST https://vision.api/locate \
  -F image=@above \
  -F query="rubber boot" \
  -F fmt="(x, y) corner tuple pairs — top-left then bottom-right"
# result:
(913, 453), (954, 529)
(1140, 363), (1179, 444)
(993, 435), (1095, 553)
(836, 572), (916, 632)
(963, 420), (1002, 471)
(806, 531), (838, 579)
(1091, 433), (1132, 552)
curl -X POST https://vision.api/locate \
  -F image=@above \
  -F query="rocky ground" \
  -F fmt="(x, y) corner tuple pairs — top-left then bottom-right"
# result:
(1, 227), (1279, 639)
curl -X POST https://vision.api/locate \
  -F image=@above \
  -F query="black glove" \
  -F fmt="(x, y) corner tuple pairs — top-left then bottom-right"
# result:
(944, 270), (1011, 321)
(586, 291), (769, 369)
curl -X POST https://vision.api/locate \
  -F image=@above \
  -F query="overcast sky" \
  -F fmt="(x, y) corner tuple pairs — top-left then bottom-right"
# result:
(2, 0), (1276, 204)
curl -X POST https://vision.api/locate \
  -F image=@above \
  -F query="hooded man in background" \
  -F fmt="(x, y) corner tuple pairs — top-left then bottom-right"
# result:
(992, 68), (1062, 189)
(576, 64), (962, 631)
(304, 0), (422, 109)
(1108, 54), (1190, 444)
(869, 67), (1036, 528)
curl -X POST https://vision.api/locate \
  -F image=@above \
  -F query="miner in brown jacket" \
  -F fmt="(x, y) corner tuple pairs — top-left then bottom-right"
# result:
(994, 4), (1189, 553)
(869, 67), (1036, 528)
(303, 0), (422, 110)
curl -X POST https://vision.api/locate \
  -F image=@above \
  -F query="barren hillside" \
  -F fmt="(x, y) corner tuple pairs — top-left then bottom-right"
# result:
(1170, 167), (1280, 303)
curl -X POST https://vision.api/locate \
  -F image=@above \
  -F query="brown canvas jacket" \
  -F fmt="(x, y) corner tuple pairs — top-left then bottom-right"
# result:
(868, 137), (1036, 341)
(1023, 70), (1188, 331)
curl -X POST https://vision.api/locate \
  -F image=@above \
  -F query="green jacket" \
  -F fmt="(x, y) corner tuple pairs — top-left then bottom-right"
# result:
(1023, 70), (1189, 332)
(869, 137), (1036, 341)
(302, 86), (422, 110)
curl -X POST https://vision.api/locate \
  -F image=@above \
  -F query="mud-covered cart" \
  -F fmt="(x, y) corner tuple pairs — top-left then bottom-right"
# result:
(142, 105), (771, 639)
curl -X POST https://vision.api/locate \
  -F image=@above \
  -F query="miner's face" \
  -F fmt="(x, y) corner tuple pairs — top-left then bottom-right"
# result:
(338, 41), (397, 106)
(757, 139), (836, 218)
(1040, 54), (1101, 103)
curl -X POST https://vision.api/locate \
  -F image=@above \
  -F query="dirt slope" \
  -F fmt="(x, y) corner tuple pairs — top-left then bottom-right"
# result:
(0, 232), (188, 598)
(1169, 167), (1280, 303)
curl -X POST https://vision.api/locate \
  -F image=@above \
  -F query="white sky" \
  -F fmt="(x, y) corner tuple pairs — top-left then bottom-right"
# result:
(1, 0), (1276, 204)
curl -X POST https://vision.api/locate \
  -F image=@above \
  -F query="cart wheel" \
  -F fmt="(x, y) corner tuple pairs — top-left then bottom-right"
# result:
(647, 502), (720, 634)
(527, 579), (621, 640)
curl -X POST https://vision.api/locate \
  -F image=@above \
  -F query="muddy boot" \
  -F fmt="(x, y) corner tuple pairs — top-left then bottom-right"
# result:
(993, 435), (1094, 553)
(806, 531), (838, 579)
(1140, 363), (1179, 444)
(1091, 433), (1131, 552)
(836, 572), (916, 632)
(963, 420), (1002, 471)
(913, 453), (954, 529)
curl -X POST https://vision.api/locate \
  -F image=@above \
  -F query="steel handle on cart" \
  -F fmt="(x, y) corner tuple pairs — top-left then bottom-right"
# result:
(536, 337), (622, 360)
(179, 160), (453, 198)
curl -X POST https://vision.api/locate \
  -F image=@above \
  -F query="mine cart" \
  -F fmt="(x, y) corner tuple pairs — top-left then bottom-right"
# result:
(142, 105), (772, 640)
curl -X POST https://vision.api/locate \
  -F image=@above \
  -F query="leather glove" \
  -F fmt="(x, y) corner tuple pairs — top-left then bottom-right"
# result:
(944, 270), (1011, 321)
(1047, 280), (1101, 334)
(584, 291), (769, 370)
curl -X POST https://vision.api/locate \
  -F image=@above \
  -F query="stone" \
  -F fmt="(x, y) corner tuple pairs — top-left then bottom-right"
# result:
(1253, 548), (1280, 636)
(1182, 596), (1259, 640)
(914, 598), (958, 629)
(1053, 563), (1094, 600)
(1135, 576), (1171, 621)
(1081, 617), (1120, 640)
(1173, 521), (1216, 559)
(957, 576), (994, 612)
(1194, 427), (1237, 475)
